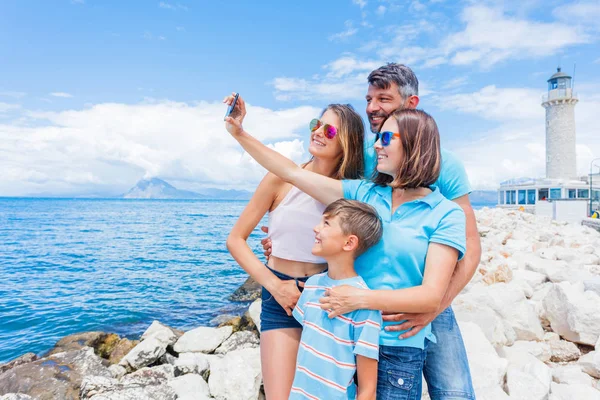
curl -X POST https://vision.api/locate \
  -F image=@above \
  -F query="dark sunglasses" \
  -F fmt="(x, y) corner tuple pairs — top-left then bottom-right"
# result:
(310, 118), (337, 139)
(374, 131), (401, 146)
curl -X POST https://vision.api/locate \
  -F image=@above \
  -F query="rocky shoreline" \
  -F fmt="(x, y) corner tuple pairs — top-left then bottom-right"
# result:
(2, 208), (600, 399)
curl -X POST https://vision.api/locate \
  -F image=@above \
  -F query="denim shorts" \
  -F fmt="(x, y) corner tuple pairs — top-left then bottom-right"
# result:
(260, 265), (312, 332)
(377, 344), (428, 400)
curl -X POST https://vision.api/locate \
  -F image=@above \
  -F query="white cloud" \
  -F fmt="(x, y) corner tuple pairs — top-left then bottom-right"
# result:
(0, 103), (21, 113)
(441, 6), (590, 67)
(352, 0), (367, 9)
(50, 92), (73, 98)
(159, 2), (188, 11)
(553, 2), (600, 24)
(0, 100), (319, 196)
(176, 26), (185, 31)
(376, 6), (387, 16)
(329, 21), (358, 42)
(0, 91), (27, 99)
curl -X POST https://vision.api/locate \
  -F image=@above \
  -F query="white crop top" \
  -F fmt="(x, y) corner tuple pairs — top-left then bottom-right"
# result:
(268, 186), (327, 264)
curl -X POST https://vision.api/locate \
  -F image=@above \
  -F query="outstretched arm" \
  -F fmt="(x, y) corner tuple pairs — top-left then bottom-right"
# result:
(224, 95), (343, 205)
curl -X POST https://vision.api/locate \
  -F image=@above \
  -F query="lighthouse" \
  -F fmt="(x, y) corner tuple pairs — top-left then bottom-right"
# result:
(542, 67), (578, 180)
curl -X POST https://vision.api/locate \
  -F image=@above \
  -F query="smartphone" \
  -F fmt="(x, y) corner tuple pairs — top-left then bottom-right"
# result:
(224, 93), (240, 121)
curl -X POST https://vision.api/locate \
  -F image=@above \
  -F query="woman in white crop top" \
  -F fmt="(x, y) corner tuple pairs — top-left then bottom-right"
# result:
(225, 94), (365, 399)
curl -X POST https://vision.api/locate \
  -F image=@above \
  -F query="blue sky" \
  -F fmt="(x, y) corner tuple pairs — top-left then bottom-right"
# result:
(0, 0), (599, 196)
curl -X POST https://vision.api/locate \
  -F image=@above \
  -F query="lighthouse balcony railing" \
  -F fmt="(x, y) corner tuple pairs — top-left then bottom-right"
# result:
(542, 89), (578, 102)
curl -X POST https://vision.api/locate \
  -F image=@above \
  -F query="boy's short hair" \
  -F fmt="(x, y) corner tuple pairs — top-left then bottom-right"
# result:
(323, 199), (383, 257)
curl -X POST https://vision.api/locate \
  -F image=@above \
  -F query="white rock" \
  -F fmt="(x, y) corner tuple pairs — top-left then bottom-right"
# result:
(108, 364), (127, 379)
(457, 321), (508, 391)
(0, 395), (35, 400)
(579, 351), (600, 379)
(585, 276), (600, 297)
(544, 332), (561, 342)
(503, 349), (552, 400)
(453, 295), (516, 347)
(173, 352), (211, 375)
(539, 247), (559, 260)
(118, 336), (169, 371)
(141, 321), (179, 345)
(167, 374), (211, 400)
(474, 386), (511, 400)
(549, 382), (600, 400)
(501, 341), (551, 362)
(543, 282), (600, 346)
(208, 347), (262, 400)
(248, 299), (262, 333)
(548, 339), (581, 362)
(505, 239), (532, 254)
(552, 364), (594, 386)
(596, 336), (600, 352)
(512, 270), (548, 289)
(173, 326), (233, 353)
(214, 331), (260, 354)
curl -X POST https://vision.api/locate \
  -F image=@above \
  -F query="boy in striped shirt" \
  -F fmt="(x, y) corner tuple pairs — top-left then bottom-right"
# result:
(291, 199), (383, 400)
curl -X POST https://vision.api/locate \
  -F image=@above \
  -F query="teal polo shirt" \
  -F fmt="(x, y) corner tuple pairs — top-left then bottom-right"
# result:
(364, 136), (472, 200)
(342, 180), (466, 349)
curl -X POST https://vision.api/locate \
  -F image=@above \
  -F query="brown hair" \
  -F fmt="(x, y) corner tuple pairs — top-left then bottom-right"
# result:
(323, 199), (383, 257)
(307, 104), (364, 179)
(371, 109), (441, 189)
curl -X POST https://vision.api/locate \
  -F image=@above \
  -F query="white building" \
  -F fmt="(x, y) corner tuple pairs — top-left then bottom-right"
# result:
(498, 68), (600, 218)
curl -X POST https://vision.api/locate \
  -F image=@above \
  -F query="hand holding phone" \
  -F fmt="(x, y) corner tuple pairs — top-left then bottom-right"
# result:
(224, 92), (240, 121)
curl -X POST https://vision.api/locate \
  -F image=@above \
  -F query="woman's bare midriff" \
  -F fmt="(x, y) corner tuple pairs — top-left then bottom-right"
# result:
(267, 255), (327, 278)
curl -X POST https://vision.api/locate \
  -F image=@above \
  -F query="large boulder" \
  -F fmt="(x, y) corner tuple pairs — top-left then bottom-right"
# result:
(502, 347), (552, 400)
(214, 331), (260, 354)
(552, 364), (594, 386)
(0, 347), (110, 400)
(501, 341), (551, 363)
(119, 327), (177, 371)
(247, 300), (262, 333)
(543, 282), (600, 346)
(44, 332), (121, 359)
(80, 365), (176, 400)
(173, 326), (233, 354)
(549, 383), (600, 400)
(458, 322), (508, 391)
(0, 353), (38, 374)
(172, 352), (211, 376)
(208, 348), (262, 400)
(579, 351), (600, 379)
(0, 395), (35, 400)
(168, 374), (211, 400)
(229, 276), (261, 302)
(453, 295), (516, 347)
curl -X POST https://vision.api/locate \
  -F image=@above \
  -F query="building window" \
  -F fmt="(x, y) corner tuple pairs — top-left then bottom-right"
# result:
(568, 189), (577, 199)
(527, 190), (536, 204)
(538, 188), (549, 201)
(578, 189), (589, 198)
(550, 188), (561, 199)
(511, 190), (517, 205)
(593, 190), (600, 201)
(518, 190), (526, 205)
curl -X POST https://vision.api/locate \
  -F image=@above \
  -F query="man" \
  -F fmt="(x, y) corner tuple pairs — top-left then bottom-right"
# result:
(362, 63), (480, 400)
(262, 63), (481, 399)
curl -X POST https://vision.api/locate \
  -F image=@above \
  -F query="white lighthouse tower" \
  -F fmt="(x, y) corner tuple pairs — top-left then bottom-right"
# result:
(497, 67), (600, 221)
(542, 67), (578, 180)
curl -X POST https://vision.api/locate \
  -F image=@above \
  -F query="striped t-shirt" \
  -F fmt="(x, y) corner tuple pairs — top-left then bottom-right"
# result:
(291, 272), (381, 400)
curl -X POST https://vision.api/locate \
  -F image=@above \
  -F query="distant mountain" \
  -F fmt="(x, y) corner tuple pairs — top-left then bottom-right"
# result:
(123, 178), (206, 199)
(122, 178), (253, 200)
(470, 190), (497, 204)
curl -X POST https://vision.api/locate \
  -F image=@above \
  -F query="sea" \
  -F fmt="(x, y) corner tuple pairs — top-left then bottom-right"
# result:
(0, 198), (495, 363)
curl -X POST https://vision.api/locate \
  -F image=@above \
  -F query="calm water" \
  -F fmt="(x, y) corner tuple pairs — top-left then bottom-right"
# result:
(0, 198), (495, 363)
(0, 198), (266, 363)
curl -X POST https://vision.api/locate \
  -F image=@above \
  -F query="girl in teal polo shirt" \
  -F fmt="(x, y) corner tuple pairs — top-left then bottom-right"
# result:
(225, 107), (466, 400)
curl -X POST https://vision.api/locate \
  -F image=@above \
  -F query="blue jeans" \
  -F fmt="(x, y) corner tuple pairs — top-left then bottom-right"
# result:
(377, 344), (427, 400)
(423, 307), (475, 400)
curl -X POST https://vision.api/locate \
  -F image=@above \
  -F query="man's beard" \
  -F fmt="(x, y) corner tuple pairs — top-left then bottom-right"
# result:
(368, 112), (388, 133)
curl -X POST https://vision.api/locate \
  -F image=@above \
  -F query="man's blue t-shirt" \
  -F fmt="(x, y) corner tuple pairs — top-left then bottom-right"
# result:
(363, 135), (472, 200)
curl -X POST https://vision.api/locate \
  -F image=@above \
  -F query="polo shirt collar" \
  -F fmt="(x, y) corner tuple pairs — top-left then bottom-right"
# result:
(373, 184), (444, 209)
